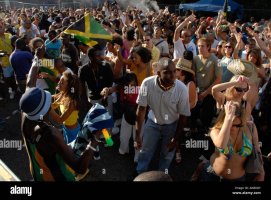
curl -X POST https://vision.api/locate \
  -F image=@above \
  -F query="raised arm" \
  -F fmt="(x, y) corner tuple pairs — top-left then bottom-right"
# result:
(230, 25), (244, 59)
(210, 101), (236, 148)
(173, 14), (196, 43)
(246, 27), (271, 58)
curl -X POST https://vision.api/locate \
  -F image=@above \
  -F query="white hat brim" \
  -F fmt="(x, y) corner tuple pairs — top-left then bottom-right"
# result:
(26, 90), (52, 121)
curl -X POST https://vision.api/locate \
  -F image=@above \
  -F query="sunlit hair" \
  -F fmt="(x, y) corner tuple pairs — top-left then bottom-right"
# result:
(197, 37), (211, 52)
(212, 101), (246, 130)
(54, 71), (81, 110)
(224, 75), (249, 100)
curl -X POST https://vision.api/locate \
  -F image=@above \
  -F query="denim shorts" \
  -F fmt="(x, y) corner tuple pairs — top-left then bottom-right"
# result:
(199, 160), (246, 182)
(62, 123), (80, 144)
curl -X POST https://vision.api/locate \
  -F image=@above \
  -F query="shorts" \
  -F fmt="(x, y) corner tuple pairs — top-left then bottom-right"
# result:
(2, 66), (14, 78)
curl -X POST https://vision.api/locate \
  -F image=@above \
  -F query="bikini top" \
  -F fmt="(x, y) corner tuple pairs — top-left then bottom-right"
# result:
(217, 131), (252, 160)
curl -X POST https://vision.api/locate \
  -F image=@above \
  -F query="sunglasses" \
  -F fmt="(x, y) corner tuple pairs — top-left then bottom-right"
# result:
(234, 87), (249, 93)
(218, 45), (222, 48)
(144, 39), (150, 41)
(232, 123), (243, 128)
(224, 46), (232, 49)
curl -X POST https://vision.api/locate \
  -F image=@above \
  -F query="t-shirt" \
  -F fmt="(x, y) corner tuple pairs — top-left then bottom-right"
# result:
(142, 44), (160, 67)
(19, 24), (40, 39)
(193, 54), (222, 93)
(153, 38), (169, 56)
(45, 39), (62, 59)
(9, 50), (33, 81)
(173, 38), (197, 59)
(130, 64), (152, 86)
(219, 56), (234, 83)
(137, 76), (190, 125)
(78, 61), (114, 100)
(0, 33), (13, 67)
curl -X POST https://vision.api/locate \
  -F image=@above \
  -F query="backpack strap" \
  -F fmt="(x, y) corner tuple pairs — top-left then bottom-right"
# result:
(155, 39), (164, 47)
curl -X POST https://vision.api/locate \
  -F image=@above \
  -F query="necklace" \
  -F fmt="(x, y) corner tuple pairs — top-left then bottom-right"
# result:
(157, 77), (175, 91)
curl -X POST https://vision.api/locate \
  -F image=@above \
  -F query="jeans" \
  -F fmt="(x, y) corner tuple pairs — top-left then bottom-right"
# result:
(136, 119), (178, 174)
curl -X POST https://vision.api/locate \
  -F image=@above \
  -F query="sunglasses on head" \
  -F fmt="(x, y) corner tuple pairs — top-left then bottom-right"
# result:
(234, 87), (249, 93)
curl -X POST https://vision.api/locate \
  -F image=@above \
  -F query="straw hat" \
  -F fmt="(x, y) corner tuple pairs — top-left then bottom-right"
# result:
(227, 59), (259, 83)
(176, 58), (195, 76)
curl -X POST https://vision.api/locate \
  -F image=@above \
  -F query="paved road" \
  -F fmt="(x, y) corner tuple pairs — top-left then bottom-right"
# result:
(0, 93), (205, 181)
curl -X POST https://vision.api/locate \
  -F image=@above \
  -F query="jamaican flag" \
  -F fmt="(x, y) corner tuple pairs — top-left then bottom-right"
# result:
(64, 13), (112, 47)
(222, 0), (229, 21)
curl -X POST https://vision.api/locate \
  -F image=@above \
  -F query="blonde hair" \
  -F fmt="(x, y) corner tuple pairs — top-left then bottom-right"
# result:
(224, 75), (248, 100)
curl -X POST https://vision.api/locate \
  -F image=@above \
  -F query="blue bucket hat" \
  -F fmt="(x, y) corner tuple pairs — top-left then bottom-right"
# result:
(19, 88), (52, 121)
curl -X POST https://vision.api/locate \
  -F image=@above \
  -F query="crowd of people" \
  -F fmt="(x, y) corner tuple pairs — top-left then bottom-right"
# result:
(0, 0), (271, 181)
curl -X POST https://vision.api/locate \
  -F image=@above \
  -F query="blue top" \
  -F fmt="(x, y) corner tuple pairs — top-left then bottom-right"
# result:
(219, 56), (234, 83)
(45, 39), (62, 59)
(9, 50), (33, 81)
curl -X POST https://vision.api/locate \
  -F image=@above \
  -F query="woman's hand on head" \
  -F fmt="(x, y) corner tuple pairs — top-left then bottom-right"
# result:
(237, 75), (250, 83)
(236, 75), (250, 87)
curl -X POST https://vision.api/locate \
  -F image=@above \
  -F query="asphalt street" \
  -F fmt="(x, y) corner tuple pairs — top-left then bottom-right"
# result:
(0, 93), (204, 181)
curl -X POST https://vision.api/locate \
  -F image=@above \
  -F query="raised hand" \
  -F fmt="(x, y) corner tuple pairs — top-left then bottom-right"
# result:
(224, 101), (236, 120)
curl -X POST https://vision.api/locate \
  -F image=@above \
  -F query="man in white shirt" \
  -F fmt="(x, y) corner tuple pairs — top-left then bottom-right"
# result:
(152, 26), (169, 58)
(19, 19), (40, 40)
(173, 14), (197, 59)
(135, 57), (190, 174)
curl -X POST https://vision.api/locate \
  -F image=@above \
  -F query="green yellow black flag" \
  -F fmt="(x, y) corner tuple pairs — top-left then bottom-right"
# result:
(222, 0), (229, 21)
(64, 13), (112, 47)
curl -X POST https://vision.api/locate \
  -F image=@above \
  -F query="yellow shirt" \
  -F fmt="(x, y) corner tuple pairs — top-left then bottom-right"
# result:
(0, 33), (13, 67)
(130, 64), (152, 86)
(142, 44), (160, 66)
(59, 104), (79, 126)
